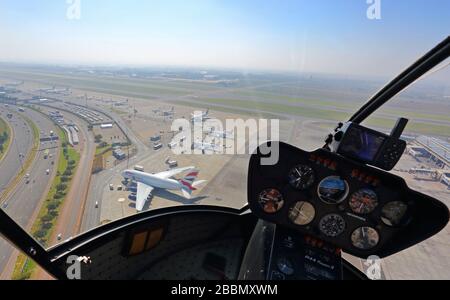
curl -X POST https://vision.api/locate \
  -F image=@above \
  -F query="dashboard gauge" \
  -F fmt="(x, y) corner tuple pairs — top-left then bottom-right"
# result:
(318, 176), (349, 204)
(319, 214), (346, 237)
(351, 227), (379, 250)
(381, 201), (408, 226)
(288, 201), (315, 226)
(288, 165), (315, 190)
(349, 188), (379, 214)
(258, 189), (284, 214)
(277, 258), (295, 276)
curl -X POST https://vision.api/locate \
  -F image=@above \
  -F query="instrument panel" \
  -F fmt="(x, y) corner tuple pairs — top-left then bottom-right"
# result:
(248, 142), (449, 258)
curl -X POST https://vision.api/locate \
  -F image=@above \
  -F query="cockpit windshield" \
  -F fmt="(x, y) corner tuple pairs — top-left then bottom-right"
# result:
(0, 0), (448, 280)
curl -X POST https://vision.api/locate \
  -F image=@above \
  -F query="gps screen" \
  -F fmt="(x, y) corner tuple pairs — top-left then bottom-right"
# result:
(338, 126), (386, 162)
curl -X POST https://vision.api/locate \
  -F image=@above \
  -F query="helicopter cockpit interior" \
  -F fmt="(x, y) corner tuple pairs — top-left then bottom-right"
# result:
(0, 37), (449, 281)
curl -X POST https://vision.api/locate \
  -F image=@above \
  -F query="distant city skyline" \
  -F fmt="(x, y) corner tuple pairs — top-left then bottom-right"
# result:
(0, 0), (449, 79)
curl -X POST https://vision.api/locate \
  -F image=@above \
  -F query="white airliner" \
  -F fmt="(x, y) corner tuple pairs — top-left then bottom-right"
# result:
(191, 109), (210, 123)
(192, 141), (222, 153)
(122, 167), (206, 211)
(209, 129), (234, 139)
(36, 86), (70, 94)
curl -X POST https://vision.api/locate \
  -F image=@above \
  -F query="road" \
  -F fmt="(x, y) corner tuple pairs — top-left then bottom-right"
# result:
(49, 108), (96, 243)
(0, 107), (59, 278)
(31, 100), (149, 279)
(0, 105), (33, 199)
(80, 105), (150, 232)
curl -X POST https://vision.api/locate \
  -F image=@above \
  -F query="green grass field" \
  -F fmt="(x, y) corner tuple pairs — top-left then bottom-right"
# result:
(181, 97), (449, 137)
(1, 68), (448, 137)
(0, 116), (11, 161)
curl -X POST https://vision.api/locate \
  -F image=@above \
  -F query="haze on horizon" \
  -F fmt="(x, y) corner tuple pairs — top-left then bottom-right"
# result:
(0, 0), (449, 80)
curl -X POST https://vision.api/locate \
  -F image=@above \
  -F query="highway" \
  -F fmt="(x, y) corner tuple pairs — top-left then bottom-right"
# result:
(0, 105), (33, 200)
(0, 107), (59, 278)
(31, 100), (147, 279)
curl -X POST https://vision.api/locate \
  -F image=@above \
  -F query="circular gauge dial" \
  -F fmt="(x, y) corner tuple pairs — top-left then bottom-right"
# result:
(288, 201), (315, 226)
(351, 227), (380, 250)
(288, 165), (315, 190)
(319, 214), (346, 237)
(349, 188), (379, 214)
(381, 201), (408, 226)
(258, 189), (284, 214)
(318, 176), (349, 204)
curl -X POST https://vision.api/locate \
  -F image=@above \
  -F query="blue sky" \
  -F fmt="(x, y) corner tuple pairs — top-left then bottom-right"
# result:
(0, 0), (449, 77)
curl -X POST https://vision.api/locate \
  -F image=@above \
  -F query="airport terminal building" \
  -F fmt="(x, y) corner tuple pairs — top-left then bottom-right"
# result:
(407, 136), (450, 186)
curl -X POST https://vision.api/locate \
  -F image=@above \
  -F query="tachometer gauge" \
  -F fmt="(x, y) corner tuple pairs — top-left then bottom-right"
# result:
(258, 189), (284, 214)
(319, 214), (346, 237)
(351, 227), (379, 250)
(318, 176), (349, 204)
(288, 165), (315, 190)
(349, 188), (379, 214)
(381, 201), (408, 226)
(288, 201), (315, 226)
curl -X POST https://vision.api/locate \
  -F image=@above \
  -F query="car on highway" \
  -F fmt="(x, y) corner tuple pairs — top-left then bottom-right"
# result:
(24, 173), (30, 182)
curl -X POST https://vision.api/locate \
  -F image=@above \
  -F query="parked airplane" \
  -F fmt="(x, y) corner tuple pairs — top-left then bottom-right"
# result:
(192, 140), (222, 153)
(37, 86), (71, 94)
(209, 129), (234, 139)
(121, 166), (206, 211)
(153, 106), (175, 117)
(191, 109), (210, 123)
(48, 87), (71, 94)
(36, 86), (55, 92)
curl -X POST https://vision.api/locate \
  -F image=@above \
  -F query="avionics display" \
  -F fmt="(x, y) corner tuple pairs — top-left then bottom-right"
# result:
(338, 125), (386, 162)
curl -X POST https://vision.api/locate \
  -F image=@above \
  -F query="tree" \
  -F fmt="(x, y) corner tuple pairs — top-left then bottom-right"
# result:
(48, 210), (59, 218)
(47, 202), (58, 211)
(41, 215), (54, 223)
(42, 222), (52, 230)
(34, 229), (47, 239)
(56, 183), (67, 191)
(53, 192), (63, 200)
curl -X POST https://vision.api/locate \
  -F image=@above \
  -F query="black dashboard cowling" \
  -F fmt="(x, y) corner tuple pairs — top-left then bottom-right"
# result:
(247, 141), (449, 259)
